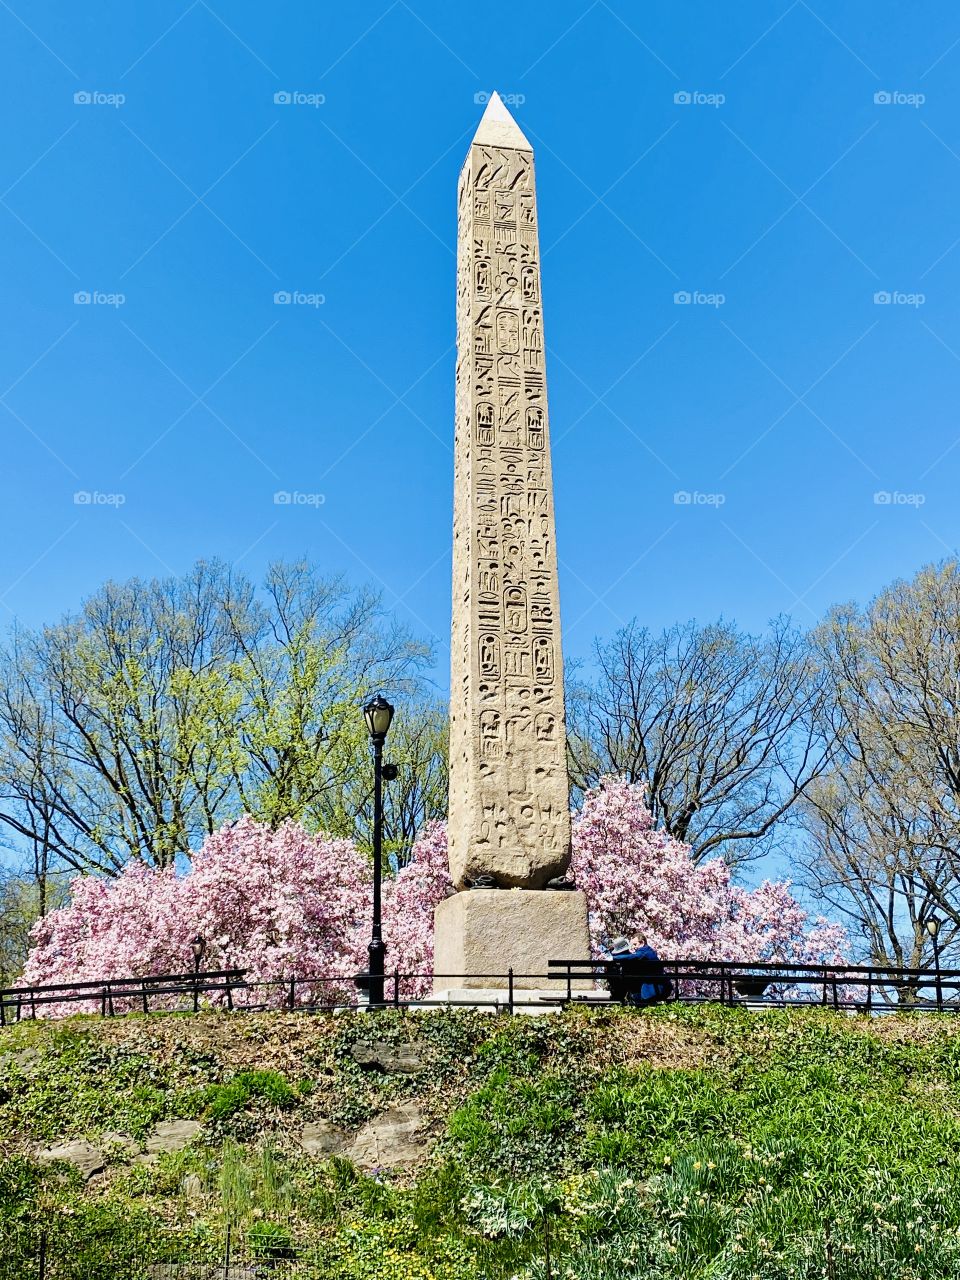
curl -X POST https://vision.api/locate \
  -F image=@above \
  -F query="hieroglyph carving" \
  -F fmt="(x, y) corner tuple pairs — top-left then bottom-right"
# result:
(448, 97), (572, 889)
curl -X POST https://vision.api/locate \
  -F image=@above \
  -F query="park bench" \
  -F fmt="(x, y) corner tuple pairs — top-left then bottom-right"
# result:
(545, 957), (669, 1006)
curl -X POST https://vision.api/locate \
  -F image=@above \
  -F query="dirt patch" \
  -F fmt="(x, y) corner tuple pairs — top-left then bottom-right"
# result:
(95, 1011), (340, 1077)
(825, 1011), (960, 1050)
(601, 1015), (729, 1070)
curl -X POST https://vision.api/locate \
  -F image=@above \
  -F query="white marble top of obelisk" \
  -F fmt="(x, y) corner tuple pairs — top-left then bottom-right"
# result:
(472, 91), (533, 151)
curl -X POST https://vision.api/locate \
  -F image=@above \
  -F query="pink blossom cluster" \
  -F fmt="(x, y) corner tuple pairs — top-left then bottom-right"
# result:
(570, 777), (847, 966)
(382, 821), (451, 998)
(21, 817), (373, 1011)
(21, 862), (186, 1013)
(20, 781), (845, 1013)
(188, 818), (371, 1003)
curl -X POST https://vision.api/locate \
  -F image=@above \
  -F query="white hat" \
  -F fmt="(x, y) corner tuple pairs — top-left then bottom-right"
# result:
(610, 936), (632, 955)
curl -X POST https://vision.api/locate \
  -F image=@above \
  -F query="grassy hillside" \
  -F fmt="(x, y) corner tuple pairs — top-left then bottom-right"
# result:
(2, 1005), (960, 1278)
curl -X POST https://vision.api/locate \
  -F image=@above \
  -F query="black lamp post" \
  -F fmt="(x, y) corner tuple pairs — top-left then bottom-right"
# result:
(190, 935), (206, 1013)
(927, 916), (943, 1010)
(363, 694), (395, 1006)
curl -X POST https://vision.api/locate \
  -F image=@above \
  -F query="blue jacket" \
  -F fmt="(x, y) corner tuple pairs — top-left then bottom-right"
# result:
(611, 945), (671, 1004)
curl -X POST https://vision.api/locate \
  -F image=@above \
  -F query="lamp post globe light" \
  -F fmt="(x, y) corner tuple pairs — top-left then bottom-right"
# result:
(363, 694), (395, 1006)
(364, 694), (395, 742)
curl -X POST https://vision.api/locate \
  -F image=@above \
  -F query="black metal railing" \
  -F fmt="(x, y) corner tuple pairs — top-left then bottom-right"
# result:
(0, 967), (244, 1025)
(546, 956), (960, 1012)
(2, 957), (958, 1024)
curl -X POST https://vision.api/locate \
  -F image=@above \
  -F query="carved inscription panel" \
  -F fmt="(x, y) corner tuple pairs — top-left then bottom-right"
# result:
(449, 122), (571, 890)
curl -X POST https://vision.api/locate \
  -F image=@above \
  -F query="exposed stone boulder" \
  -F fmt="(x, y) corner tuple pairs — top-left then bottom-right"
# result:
(346, 1103), (426, 1169)
(7, 1047), (41, 1071)
(142, 1119), (202, 1157)
(297, 1119), (349, 1157)
(298, 1106), (428, 1168)
(35, 1140), (105, 1181)
(349, 1040), (427, 1074)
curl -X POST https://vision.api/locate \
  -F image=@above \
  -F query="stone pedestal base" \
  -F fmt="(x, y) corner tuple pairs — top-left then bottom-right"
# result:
(433, 889), (592, 993)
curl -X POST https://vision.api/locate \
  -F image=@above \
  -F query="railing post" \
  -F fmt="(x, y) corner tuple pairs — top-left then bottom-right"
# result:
(566, 964), (572, 1004)
(865, 968), (872, 1015)
(100, 988), (107, 1017)
(226, 973), (234, 1011)
(193, 974), (199, 1014)
(393, 968), (400, 1006)
(508, 967), (514, 1016)
(288, 976), (296, 1011)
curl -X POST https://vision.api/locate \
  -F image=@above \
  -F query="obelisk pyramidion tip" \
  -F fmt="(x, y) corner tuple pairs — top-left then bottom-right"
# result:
(472, 90), (532, 150)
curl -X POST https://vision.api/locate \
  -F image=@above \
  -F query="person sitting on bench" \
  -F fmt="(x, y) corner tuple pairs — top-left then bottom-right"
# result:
(605, 936), (672, 1006)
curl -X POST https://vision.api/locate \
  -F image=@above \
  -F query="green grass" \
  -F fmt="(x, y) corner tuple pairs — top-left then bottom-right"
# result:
(201, 1068), (299, 1119)
(3, 1006), (960, 1276)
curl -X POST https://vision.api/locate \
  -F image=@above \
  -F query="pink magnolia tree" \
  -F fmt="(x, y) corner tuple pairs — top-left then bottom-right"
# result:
(21, 780), (844, 1013)
(21, 816), (373, 1010)
(21, 862), (185, 1013)
(185, 817), (371, 1003)
(383, 821), (452, 997)
(571, 778), (847, 966)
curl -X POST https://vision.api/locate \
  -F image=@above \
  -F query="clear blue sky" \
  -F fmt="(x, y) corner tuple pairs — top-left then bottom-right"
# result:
(3, 3), (960, 696)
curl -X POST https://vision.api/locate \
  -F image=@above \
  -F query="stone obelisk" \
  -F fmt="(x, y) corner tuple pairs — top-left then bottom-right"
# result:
(434, 92), (591, 993)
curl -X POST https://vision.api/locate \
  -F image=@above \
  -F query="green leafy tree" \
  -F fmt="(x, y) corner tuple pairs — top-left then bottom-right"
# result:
(0, 560), (432, 876)
(349, 699), (449, 866)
